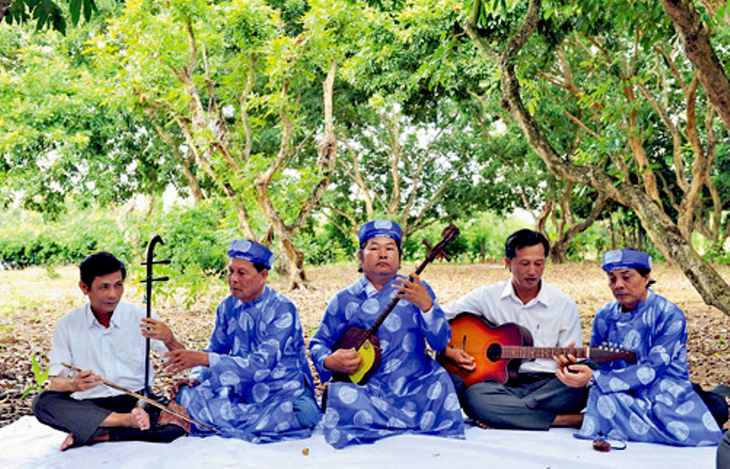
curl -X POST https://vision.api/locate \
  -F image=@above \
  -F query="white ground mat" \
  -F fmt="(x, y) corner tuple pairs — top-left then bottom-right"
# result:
(0, 416), (717, 469)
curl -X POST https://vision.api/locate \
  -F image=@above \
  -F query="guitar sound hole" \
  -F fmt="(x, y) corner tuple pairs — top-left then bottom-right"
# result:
(486, 343), (502, 362)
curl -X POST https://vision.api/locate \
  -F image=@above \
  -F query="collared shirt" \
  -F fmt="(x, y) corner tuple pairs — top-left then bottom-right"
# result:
(49, 301), (167, 400)
(443, 280), (581, 373)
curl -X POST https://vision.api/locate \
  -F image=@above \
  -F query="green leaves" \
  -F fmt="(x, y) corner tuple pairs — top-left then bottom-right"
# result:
(68, 0), (96, 25)
(21, 355), (49, 399)
(2, 0), (99, 34)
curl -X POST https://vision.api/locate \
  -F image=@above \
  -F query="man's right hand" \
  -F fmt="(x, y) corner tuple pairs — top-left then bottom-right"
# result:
(323, 348), (362, 374)
(68, 369), (102, 392)
(442, 347), (476, 372)
(163, 350), (209, 375)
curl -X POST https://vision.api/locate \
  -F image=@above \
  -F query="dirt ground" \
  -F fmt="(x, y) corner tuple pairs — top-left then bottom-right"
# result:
(1, 261), (728, 428)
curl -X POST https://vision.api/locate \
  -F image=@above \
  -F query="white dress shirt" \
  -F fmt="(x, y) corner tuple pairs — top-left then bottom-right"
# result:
(49, 301), (167, 399)
(443, 280), (582, 374)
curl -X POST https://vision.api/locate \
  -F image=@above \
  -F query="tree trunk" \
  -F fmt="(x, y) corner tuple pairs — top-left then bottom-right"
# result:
(660, 0), (730, 130)
(278, 236), (306, 289)
(550, 242), (568, 264)
(0, 0), (10, 20)
(551, 191), (608, 264)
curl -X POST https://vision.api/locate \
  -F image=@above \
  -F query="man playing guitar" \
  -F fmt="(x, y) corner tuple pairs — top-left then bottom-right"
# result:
(441, 229), (588, 430)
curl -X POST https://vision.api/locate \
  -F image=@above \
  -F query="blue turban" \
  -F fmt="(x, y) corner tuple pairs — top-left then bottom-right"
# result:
(227, 240), (275, 270)
(358, 219), (402, 248)
(602, 249), (651, 273)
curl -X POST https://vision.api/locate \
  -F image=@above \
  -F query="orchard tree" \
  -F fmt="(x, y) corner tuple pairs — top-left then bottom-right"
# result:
(320, 0), (533, 242)
(87, 0), (388, 288)
(462, 0), (730, 314)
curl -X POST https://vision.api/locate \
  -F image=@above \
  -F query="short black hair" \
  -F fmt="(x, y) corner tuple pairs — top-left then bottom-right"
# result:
(252, 263), (268, 273)
(634, 267), (657, 287)
(504, 229), (550, 260)
(80, 252), (126, 288)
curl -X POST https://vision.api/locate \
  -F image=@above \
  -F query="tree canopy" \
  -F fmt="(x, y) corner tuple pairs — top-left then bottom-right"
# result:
(1, 0), (729, 314)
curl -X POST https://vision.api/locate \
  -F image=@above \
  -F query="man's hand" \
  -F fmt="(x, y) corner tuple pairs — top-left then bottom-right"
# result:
(554, 342), (593, 388)
(393, 273), (434, 312)
(163, 350), (209, 375)
(323, 348), (362, 374)
(141, 318), (184, 351)
(169, 378), (200, 401)
(50, 369), (103, 393)
(74, 369), (103, 392)
(442, 347), (476, 372)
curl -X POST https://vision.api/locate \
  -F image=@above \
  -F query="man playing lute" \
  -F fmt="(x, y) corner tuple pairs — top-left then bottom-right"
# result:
(309, 219), (465, 449)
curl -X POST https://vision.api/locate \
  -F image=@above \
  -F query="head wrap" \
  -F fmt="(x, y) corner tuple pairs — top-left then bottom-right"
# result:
(227, 240), (275, 270)
(358, 219), (402, 248)
(602, 249), (651, 273)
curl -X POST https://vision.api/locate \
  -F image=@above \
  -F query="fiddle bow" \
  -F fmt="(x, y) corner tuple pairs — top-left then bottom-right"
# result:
(332, 223), (460, 385)
(61, 362), (218, 434)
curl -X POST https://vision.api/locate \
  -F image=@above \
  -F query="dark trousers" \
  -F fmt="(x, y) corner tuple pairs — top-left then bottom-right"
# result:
(692, 383), (729, 428)
(33, 390), (185, 445)
(450, 372), (588, 430)
(718, 431), (730, 469)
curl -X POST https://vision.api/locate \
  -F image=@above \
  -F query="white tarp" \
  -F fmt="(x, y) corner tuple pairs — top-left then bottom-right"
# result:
(0, 416), (717, 469)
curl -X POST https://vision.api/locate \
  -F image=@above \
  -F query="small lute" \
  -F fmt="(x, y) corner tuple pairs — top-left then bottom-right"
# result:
(439, 313), (637, 387)
(332, 224), (460, 385)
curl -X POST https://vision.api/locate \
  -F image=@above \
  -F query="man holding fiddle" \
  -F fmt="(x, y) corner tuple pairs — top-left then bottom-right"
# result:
(32, 252), (187, 451)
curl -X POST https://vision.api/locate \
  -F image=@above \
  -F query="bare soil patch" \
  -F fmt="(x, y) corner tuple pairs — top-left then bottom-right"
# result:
(1, 261), (728, 428)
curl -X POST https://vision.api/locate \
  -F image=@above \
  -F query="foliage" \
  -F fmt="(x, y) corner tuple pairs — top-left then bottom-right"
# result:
(0, 207), (133, 267)
(2, 0), (98, 35)
(20, 355), (49, 399)
(0, 20), (186, 216)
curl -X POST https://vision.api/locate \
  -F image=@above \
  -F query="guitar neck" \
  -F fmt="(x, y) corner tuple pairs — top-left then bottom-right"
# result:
(500, 346), (588, 360)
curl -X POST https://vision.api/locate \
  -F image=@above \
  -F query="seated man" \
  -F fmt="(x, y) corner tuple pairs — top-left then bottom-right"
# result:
(441, 229), (587, 430)
(163, 240), (320, 443)
(309, 220), (465, 449)
(556, 249), (722, 446)
(32, 252), (187, 451)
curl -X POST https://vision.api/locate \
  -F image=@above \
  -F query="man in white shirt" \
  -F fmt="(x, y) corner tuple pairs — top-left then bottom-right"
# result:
(32, 252), (187, 450)
(441, 229), (587, 430)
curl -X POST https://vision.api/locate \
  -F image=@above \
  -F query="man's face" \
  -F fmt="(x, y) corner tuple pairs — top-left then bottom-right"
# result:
(80, 270), (124, 315)
(227, 258), (267, 303)
(607, 268), (649, 311)
(358, 237), (400, 280)
(505, 243), (546, 294)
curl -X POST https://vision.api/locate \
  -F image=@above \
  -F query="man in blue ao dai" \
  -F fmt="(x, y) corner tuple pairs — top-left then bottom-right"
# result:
(163, 240), (320, 442)
(309, 219), (465, 449)
(555, 249), (722, 446)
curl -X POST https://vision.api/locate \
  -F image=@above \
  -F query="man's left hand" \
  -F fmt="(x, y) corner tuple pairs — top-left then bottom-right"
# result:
(163, 350), (209, 375)
(141, 318), (173, 343)
(393, 273), (434, 312)
(554, 342), (593, 388)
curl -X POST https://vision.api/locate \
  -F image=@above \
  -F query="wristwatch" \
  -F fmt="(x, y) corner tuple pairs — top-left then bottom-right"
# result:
(586, 375), (596, 388)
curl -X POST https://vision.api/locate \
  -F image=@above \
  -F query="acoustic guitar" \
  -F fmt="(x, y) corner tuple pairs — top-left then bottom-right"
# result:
(332, 224), (460, 385)
(439, 313), (637, 388)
